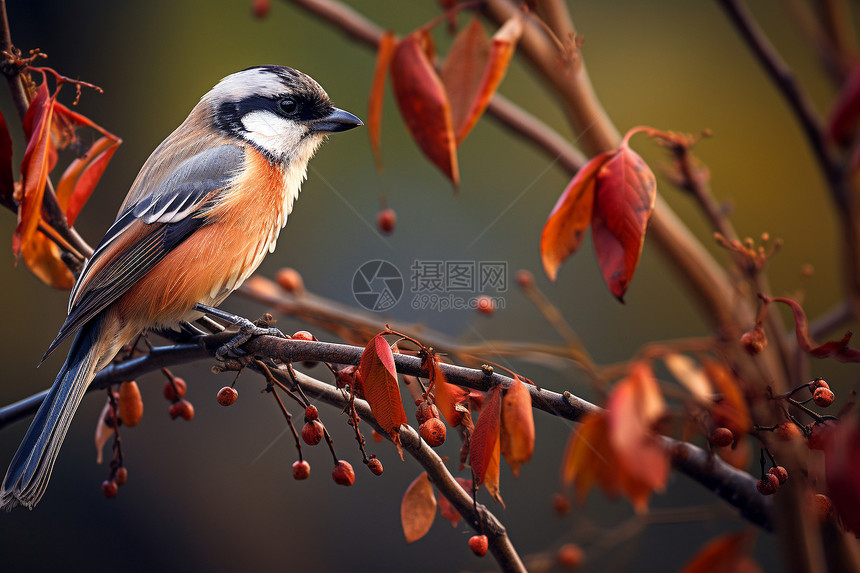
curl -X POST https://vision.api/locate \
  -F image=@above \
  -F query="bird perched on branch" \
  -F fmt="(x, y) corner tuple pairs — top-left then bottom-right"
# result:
(1, 65), (362, 509)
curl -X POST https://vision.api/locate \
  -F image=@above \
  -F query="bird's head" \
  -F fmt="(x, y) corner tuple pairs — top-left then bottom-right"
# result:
(205, 65), (362, 165)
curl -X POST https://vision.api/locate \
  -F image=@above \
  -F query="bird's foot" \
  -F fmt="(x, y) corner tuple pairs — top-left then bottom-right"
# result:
(194, 304), (285, 359)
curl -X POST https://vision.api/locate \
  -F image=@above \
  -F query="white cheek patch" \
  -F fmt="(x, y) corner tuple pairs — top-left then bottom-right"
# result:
(241, 110), (306, 157)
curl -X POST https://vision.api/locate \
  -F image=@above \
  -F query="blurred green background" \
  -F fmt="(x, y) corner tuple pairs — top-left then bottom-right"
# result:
(0, 1), (857, 571)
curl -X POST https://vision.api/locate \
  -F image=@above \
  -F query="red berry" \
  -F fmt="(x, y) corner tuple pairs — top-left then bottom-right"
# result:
(811, 493), (833, 521)
(808, 421), (836, 450)
(468, 534), (488, 557)
(415, 402), (439, 425)
(251, 0), (270, 19)
(552, 493), (570, 516)
(275, 267), (304, 294)
(163, 378), (187, 401)
(292, 460), (310, 480)
(304, 404), (319, 421)
(475, 295), (495, 315)
(332, 460), (355, 486)
(302, 420), (325, 445)
(217, 386), (238, 407)
(515, 269), (534, 289)
(756, 474), (780, 495)
(710, 427), (734, 448)
(169, 400), (194, 421)
(740, 328), (767, 355)
(813, 387), (835, 408)
(809, 378), (830, 391)
(102, 480), (118, 499)
(292, 330), (313, 341)
(376, 207), (396, 235)
(367, 457), (384, 476)
(557, 543), (585, 568)
(769, 465), (788, 485)
(419, 418), (447, 447)
(115, 467), (128, 487)
(774, 421), (802, 442)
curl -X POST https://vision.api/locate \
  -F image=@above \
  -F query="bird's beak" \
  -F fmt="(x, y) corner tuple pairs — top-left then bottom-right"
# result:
(310, 107), (363, 133)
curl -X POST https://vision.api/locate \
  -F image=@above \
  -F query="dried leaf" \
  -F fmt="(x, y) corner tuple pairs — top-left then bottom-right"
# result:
(390, 29), (459, 186)
(680, 531), (762, 573)
(769, 296), (860, 362)
(703, 360), (751, 440)
(21, 232), (74, 289)
(441, 17), (489, 141)
(540, 151), (611, 280)
(367, 30), (397, 171)
(0, 107), (14, 209)
(824, 418), (860, 534)
(483, 434), (504, 505)
(663, 353), (712, 402)
(470, 385), (501, 484)
(94, 397), (115, 465)
(437, 477), (472, 527)
(118, 380), (143, 427)
(607, 363), (668, 492)
(401, 472), (437, 543)
(590, 130), (657, 301)
(500, 376), (534, 477)
(56, 135), (120, 225)
(14, 82), (55, 259)
(358, 334), (407, 454)
(454, 14), (522, 144)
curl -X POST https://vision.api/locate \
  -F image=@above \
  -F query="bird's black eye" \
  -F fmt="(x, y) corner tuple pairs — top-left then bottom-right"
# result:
(278, 98), (299, 116)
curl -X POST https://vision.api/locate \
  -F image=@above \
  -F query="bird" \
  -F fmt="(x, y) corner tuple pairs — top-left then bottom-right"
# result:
(1, 65), (362, 510)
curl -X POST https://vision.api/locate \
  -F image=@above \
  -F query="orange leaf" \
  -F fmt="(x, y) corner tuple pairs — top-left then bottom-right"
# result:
(358, 334), (407, 452)
(21, 232), (74, 289)
(367, 30), (397, 172)
(432, 359), (469, 426)
(590, 129), (657, 301)
(470, 385), (501, 484)
(662, 353), (713, 402)
(94, 394), (116, 465)
(540, 150), (612, 281)
(500, 376), (534, 477)
(401, 472), (437, 543)
(454, 14), (523, 144)
(680, 531), (762, 573)
(390, 29), (460, 186)
(441, 17), (489, 141)
(703, 360), (751, 440)
(14, 82), (55, 259)
(0, 107), (14, 209)
(483, 433), (504, 505)
(607, 363), (669, 492)
(437, 477), (472, 527)
(56, 135), (120, 225)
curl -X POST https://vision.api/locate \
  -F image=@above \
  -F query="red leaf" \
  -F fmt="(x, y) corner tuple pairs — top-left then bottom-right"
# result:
(470, 385), (501, 485)
(14, 82), (56, 259)
(0, 107), (15, 209)
(56, 135), (120, 225)
(452, 14), (523, 144)
(367, 30), (397, 172)
(500, 376), (534, 477)
(432, 359), (469, 426)
(358, 334), (408, 451)
(390, 29), (459, 186)
(21, 233), (74, 289)
(540, 150), (612, 281)
(483, 433), (504, 505)
(590, 130), (657, 301)
(702, 360), (752, 440)
(769, 296), (860, 362)
(606, 363), (669, 492)
(441, 17), (489, 142)
(437, 477), (472, 527)
(401, 472), (437, 543)
(828, 64), (860, 144)
(680, 531), (762, 573)
(825, 418), (860, 534)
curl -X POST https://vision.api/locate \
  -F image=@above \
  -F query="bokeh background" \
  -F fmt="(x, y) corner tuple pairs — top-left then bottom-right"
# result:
(0, 1), (857, 571)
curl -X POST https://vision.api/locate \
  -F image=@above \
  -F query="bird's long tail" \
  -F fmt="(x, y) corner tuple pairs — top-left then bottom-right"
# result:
(0, 314), (106, 510)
